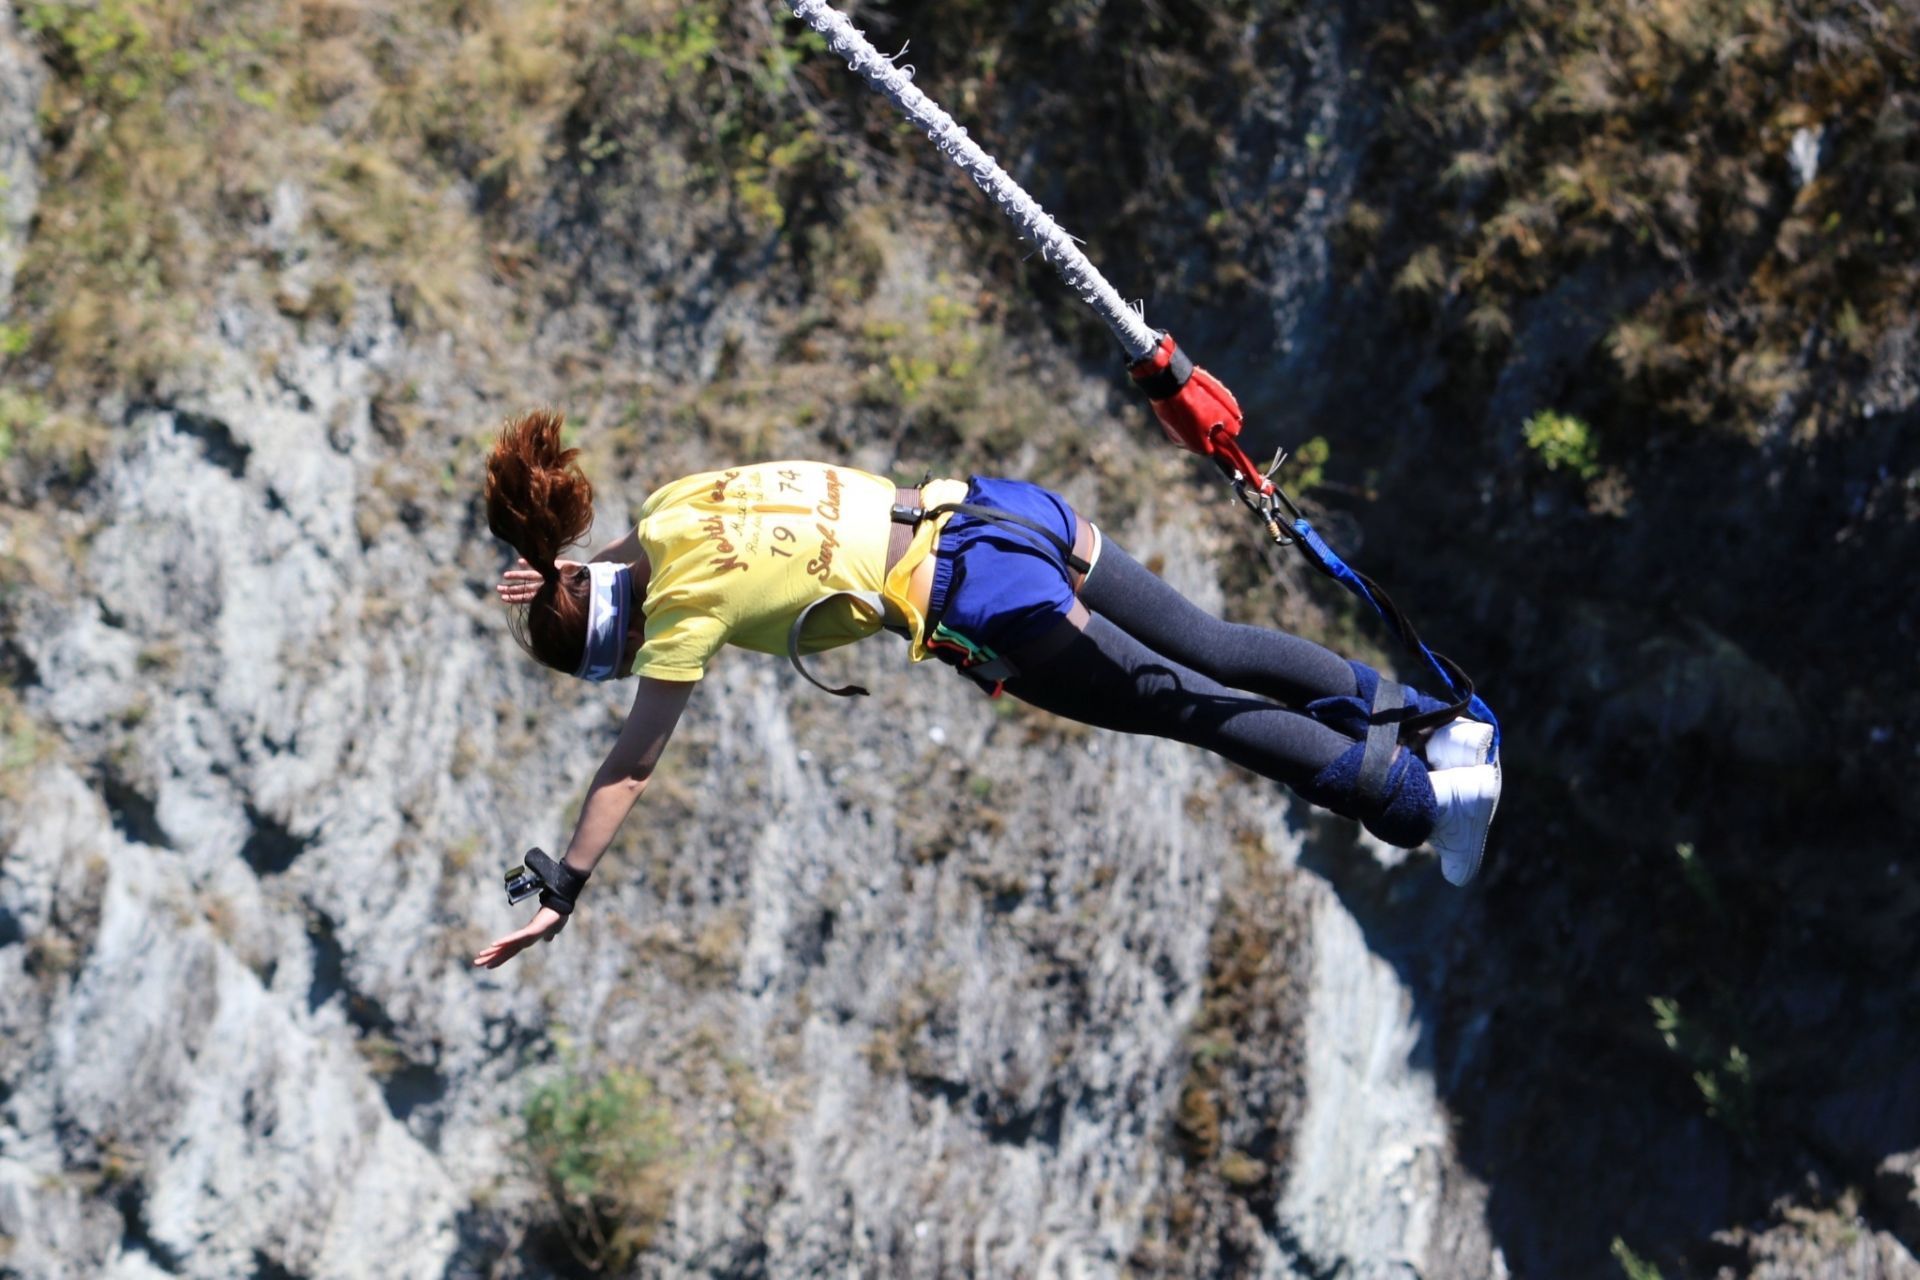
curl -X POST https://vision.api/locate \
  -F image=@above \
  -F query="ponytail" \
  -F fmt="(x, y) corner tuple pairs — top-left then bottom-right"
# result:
(484, 409), (597, 673)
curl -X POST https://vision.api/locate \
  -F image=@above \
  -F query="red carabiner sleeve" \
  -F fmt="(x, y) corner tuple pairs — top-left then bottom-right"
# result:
(1127, 332), (1272, 494)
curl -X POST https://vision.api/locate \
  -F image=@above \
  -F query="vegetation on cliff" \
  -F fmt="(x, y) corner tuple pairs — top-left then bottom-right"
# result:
(1352, 0), (1917, 465)
(3, 0), (1915, 1275)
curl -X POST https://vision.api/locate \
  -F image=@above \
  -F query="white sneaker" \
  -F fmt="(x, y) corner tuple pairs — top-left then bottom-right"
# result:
(1426, 716), (1495, 770)
(1427, 759), (1502, 886)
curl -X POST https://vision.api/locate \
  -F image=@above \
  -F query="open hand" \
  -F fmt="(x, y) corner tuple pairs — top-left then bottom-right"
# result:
(473, 905), (568, 969)
(495, 557), (580, 605)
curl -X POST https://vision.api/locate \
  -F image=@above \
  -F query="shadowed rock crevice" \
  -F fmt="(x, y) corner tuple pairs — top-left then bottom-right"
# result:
(151, 405), (251, 479)
(249, 1251), (305, 1280)
(1269, 1221), (1345, 1280)
(249, 1248), (306, 1280)
(442, 1207), (526, 1280)
(305, 912), (450, 1138)
(1871, 1155), (1920, 1260)
(93, 765), (170, 850)
(115, 1180), (184, 1274)
(241, 805), (312, 875)
(503, 1212), (606, 1280)
(305, 912), (348, 1017)
(904, 1072), (967, 1108)
(383, 1062), (450, 1127)
(0, 637), (39, 691)
(977, 1090), (1067, 1150)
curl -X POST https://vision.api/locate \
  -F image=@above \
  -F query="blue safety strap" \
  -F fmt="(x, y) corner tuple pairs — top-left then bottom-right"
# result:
(1292, 518), (1502, 754)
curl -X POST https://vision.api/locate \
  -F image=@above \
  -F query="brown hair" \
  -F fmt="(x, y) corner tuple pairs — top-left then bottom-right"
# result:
(484, 408), (595, 674)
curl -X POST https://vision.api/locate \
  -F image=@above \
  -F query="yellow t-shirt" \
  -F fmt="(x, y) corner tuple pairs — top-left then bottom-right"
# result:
(630, 463), (965, 681)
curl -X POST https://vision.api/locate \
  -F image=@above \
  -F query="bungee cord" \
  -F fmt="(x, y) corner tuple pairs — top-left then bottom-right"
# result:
(786, 0), (1160, 363)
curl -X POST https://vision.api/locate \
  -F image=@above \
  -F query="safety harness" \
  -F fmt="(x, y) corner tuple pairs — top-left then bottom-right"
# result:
(786, 500), (1090, 698)
(783, 0), (1501, 754)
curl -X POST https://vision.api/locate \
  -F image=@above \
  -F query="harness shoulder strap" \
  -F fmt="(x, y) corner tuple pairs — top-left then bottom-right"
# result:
(915, 501), (1091, 576)
(786, 590), (886, 697)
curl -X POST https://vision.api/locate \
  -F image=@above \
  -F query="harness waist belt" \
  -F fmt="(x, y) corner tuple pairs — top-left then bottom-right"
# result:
(788, 497), (1087, 697)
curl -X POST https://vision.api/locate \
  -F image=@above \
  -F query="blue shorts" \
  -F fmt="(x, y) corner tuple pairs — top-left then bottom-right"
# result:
(928, 476), (1080, 655)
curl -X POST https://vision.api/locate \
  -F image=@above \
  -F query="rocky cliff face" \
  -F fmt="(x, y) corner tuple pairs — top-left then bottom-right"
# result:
(2, 1), (1915, 1277)
(0, 9), (1499, 1274)
(0, 288), (1496, 1278)
(0, 1), (38, 316)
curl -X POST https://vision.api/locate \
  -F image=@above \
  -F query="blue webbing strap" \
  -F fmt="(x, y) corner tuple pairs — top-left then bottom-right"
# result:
(1292, 518), (1503, 753)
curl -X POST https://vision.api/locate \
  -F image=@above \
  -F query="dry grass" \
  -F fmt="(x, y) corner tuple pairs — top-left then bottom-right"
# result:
(1353, 0), (1919, 442)
(3, 0), (825, 415)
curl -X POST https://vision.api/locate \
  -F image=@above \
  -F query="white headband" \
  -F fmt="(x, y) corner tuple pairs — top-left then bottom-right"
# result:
(573, 561), (633, 682)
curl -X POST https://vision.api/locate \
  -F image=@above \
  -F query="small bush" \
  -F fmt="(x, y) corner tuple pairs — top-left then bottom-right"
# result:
(523, 1067), (679, 1273)
(1610, 1236), (1665, 1280)
(1648, 995), (1757, 1138)
(1288, 435), (1331, 491)
(1523, 409), (1600, 480)
(1393, 245), (1448, 297)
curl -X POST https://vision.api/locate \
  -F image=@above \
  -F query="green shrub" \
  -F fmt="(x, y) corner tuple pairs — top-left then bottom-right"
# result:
(582, 0), (829, 234)
(0, 688), (53, 799)
(522, 1066), (679, 1273)
(0, 388), (38, 464)
(1288, 435), (1331, 491)
(1648, 995), (1757, 1138)
(1610, 1236), (1665, 1280)
(1522, 409), (1600, 480)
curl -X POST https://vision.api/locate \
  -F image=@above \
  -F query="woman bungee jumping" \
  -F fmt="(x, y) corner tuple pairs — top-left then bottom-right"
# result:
(472, 409), (1501, 969)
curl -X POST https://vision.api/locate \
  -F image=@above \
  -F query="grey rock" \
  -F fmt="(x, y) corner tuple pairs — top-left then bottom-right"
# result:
(1877, 1151), (1920, 1258)
(0, 37), (1498, 1257)
(0, 0), (42, 315)
(0, 766), (461, 1279)
(1277, 881), (1501, 1279)
(0, 280), (1493, 1276)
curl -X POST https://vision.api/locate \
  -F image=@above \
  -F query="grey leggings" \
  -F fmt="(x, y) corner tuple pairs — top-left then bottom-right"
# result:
(1002, 537), (1361, 788)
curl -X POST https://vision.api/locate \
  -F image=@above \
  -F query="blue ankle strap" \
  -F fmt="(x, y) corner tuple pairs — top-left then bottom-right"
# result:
(1292, 518), (1502, 753)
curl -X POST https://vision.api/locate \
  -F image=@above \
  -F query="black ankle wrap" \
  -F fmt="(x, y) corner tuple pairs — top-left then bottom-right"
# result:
(1355, 679), (1408, 811)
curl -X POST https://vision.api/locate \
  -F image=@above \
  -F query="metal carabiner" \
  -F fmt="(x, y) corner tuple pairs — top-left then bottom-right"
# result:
(1230, 476), (1294, 546)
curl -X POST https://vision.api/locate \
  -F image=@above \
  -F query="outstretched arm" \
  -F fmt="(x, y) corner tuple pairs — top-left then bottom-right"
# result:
(554, 675), (691, 877)
(473, 677), (696, 969)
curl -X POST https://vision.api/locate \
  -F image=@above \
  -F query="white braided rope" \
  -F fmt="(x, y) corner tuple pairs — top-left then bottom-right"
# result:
(788, 0), (1160, 361)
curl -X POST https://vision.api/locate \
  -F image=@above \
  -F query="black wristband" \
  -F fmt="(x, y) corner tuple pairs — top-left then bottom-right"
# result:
(525, 848), (591, 915)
